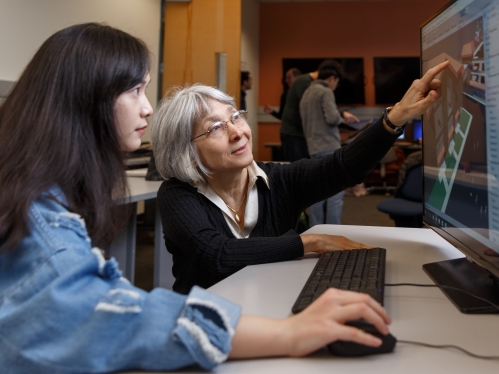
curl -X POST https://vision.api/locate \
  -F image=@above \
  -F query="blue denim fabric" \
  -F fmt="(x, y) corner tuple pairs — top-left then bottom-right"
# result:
(0, 187), (241, 373)
(309, 151), (344, 225)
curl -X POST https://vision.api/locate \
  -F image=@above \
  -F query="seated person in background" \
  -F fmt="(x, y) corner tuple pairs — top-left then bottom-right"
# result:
(396, 150), (422, 191)
(300, 60), (359, 226)
(151, 60), (450, 295)
(264, 67), (301, 120)
(0, 22), (395, 373)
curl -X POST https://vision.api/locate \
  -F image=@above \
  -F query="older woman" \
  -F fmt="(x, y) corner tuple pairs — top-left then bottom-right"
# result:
(152, 61), (449, 294)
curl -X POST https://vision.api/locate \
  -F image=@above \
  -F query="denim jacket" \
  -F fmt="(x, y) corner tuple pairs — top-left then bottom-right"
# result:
(0, 187), (241, 373)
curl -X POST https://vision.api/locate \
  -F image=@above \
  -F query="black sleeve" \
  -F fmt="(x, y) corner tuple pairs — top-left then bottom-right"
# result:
(262, 116), (400, 210)
(157, 180), (304, 276)
(269, 91), (288, 120)
(270, 110), (281, 120)
(277, 91), (288, 120)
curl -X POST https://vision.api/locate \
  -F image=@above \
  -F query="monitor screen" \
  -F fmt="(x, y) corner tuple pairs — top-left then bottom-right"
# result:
(282, 58), (365, 105)
(421, 0), (499, 313)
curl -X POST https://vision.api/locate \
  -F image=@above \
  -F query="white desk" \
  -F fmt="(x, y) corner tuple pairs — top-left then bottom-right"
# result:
(134, 225), (499, 373)
(108, 177), (174, 289)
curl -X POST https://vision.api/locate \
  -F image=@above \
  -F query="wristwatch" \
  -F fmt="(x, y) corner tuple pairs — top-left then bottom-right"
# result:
(383, 107), (407, 134)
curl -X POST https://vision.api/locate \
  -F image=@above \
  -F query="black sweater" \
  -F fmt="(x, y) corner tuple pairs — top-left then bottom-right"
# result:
(157, 117), (399, 294)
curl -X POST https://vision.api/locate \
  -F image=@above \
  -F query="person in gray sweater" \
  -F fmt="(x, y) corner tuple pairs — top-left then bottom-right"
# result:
(300, 60), (359, 226)
(280, 60), (357, 162)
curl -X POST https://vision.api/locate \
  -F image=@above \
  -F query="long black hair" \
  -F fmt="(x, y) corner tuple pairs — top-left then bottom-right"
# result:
(0, 23), (150, 250)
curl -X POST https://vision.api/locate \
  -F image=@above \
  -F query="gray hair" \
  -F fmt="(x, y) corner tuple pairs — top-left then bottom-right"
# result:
(151, 84), (237, 183)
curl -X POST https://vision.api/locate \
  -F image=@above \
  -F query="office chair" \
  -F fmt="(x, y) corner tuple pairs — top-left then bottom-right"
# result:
(366, 147), (402, 195)
(376, 163), (423, 227)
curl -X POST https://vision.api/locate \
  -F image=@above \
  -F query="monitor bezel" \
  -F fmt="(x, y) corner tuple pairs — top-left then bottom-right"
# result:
(423, 223), (499, 279)
(420, 0), (499, 282)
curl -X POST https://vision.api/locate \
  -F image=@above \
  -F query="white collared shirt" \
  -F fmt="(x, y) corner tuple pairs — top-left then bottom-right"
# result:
(192, 161), (270, 238)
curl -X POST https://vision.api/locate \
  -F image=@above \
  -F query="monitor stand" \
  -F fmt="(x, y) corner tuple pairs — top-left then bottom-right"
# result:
(423, 258), (499, 314)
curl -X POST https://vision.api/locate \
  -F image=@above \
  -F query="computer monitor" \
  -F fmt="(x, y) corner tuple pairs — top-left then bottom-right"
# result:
(412, 119), (423, 142)
(421, 0), (499, 314)
(374, 57), (421, 105)
(282, 58), (365, 105)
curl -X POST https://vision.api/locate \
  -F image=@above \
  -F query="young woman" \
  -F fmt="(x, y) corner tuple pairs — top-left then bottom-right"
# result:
(0, 23), (397, 373)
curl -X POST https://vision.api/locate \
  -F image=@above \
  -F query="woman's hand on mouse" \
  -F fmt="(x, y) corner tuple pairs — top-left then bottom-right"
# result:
(300, 233), (372, 254)
(282, 288), (391, 357)
(229, 288), (391, 359)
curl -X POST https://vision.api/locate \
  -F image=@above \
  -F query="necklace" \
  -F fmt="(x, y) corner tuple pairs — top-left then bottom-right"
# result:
(223, 194), (246, 224)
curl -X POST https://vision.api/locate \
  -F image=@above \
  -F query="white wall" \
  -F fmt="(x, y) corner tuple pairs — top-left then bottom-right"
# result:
(241, 0), (259, 155)
(0, 0), (161, 141)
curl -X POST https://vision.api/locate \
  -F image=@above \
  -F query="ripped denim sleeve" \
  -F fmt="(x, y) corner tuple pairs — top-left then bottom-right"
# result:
(90, 248), (240, 371)
(91, 247), (147, 314)
(173, 286), (242, 370)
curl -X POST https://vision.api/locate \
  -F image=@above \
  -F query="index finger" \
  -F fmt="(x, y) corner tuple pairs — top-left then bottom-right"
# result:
(420, 60), (450, 85)
(327, 289), (391, 324)
(320, 288), (392, 329)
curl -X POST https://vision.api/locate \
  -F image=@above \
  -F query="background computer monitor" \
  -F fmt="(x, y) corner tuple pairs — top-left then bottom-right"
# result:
(374, 57), (421, 105)
(412, 119), (422, 142)
(421, 0), (499, 314)
(282, 58), (365, 105)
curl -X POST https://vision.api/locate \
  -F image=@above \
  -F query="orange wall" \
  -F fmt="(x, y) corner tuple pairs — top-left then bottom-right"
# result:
(162, 0), (241, 99)
(256, 0), (448, 161)
(259, 0), (449, 107)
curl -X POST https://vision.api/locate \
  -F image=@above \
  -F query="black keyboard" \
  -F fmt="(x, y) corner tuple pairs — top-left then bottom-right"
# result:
(291, 248), (386, 314)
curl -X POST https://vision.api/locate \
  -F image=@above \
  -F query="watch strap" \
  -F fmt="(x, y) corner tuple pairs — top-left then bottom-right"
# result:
(383, 107), (407, 133)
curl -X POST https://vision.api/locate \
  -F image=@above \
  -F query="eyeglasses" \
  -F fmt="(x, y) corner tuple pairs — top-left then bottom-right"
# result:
(191, 110), (248, 141)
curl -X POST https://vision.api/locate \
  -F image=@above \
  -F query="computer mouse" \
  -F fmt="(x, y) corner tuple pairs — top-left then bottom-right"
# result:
(327, 320), (397, 357)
